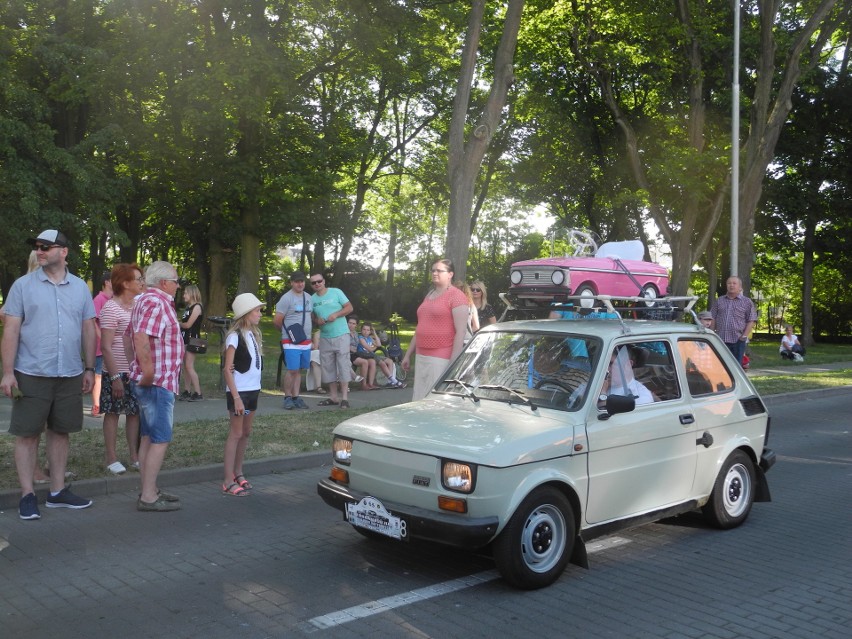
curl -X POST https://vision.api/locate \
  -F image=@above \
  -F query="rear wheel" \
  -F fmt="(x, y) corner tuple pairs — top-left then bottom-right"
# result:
(493, 487), (575, 589)
(702, 450), (755, 529)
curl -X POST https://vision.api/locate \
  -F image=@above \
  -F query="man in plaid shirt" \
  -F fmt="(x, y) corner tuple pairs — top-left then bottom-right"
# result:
(129, 261), (184, 512)
(710, 276), (757, 368)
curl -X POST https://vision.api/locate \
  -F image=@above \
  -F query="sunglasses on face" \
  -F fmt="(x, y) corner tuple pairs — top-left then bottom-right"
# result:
(310, 279), (324, 285)
(471, 288), (482, 293)
(34, 244), (59, 252)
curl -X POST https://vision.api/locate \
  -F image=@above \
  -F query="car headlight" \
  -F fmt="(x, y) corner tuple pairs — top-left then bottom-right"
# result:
(510, 270), (523, 285)
(333, 436), (352, 465)
(551, 270), (565, 285)
(442, 460), (475, 493)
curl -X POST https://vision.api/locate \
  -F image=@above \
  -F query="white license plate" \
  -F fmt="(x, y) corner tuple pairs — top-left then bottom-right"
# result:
(346, 496), (404, 540)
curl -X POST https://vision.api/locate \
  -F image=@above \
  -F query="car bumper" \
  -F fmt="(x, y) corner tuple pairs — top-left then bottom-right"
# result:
(317, 478), (499, 549)
(506, 287), (573, 306)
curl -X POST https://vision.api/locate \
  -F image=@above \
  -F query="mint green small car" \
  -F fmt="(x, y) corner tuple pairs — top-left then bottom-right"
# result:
(318, 318), (775, 589)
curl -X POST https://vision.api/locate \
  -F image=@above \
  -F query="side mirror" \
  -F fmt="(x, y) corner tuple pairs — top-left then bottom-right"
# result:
(598, 394), (635, 420)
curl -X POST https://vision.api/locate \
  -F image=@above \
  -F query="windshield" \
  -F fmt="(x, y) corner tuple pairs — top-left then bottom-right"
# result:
(435, 330), (602, 411)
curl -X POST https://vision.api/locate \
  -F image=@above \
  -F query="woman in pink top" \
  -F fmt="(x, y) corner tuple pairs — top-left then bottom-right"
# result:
(99, 264), (145, 474)
(401, 259), (470, 401)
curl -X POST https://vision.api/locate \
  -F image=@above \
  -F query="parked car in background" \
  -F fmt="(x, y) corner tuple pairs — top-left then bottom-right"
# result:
(505, 229), (669, 312)
(318, 309), (775, 589)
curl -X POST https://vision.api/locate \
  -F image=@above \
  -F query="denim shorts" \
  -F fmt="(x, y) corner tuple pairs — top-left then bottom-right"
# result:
(131, 382), (175, 444)
(94, 355), (104, 375)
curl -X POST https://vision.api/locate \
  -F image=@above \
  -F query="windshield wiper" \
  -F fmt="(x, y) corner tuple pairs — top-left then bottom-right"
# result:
(477, 384), (537, 411)
(441, 377), (479, 403)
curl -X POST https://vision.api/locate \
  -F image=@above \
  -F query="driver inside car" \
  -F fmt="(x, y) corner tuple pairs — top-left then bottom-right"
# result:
(600, 346), (655, 406)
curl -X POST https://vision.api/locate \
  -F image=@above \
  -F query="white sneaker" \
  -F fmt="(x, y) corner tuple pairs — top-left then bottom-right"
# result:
(107, 461), (127, 475)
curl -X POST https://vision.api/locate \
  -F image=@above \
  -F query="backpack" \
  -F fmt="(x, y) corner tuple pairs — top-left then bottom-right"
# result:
(386, 336), (403, 360)
(385, 322), (403, 360)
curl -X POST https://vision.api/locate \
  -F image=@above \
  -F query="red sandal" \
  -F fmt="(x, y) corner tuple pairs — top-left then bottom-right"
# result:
(223, 482), (248, 497)
(234, 474), (253, 490)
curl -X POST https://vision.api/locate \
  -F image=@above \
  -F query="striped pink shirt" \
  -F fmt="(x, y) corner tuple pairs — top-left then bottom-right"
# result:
(129, 287), (183, 393)
(99, 298), (133, 373)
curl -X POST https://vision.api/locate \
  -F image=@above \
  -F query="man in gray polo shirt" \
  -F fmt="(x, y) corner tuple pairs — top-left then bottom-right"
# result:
(1, 230), (97, 520)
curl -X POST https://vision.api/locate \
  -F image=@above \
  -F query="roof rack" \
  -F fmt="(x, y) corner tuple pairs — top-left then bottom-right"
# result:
(499, 293), (698, 334)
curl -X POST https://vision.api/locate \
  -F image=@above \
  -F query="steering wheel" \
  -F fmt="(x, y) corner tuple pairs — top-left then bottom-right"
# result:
(566, 230), (599, 256)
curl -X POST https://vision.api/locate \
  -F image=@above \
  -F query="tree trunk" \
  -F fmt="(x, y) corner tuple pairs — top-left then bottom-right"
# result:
(446, 0), (525, 282)
(801, 218), (815, 346)
(206, 217), (231, 319)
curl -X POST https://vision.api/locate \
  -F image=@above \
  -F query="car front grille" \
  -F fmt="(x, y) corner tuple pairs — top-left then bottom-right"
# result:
(513, 267), (562, 286)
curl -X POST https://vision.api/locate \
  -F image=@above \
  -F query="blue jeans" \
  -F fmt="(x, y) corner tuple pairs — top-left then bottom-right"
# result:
(131, 383), (175, 444)
(725, 340), (747, 367)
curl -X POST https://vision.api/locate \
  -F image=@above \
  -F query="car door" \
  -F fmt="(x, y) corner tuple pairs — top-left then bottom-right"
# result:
(676, 337), (757, 495)
(584, 340), (698, 524)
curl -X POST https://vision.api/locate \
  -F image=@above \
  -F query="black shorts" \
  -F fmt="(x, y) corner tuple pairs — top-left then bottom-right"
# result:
(225, 389), (260, 415)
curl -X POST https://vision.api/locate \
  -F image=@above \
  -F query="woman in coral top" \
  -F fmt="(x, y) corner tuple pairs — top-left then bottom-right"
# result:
(401, 258), (470, 401)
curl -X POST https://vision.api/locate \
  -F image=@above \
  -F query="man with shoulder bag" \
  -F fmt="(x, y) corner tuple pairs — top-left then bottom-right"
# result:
(273, 272), (312, 410)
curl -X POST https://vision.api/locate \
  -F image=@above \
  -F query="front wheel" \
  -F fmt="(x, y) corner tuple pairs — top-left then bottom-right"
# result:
(702, 450), (755, 529)
(493, 487), (575, 589)
(574, 285), (596, 309)
(639, 284), (659, 307)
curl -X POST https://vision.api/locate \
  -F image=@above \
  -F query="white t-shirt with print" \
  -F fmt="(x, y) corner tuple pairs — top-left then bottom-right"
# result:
(225, 330), (262, 392)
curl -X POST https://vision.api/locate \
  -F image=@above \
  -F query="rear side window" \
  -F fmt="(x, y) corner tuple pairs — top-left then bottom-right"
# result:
(677, 339), (734, 396)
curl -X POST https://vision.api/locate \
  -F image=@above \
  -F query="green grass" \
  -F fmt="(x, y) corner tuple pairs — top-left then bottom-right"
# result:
(745, 338), (852, 368)
(750, 369), (852, 395)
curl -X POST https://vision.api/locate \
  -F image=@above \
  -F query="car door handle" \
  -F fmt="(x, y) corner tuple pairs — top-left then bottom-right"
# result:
(679, 414), (695, 425)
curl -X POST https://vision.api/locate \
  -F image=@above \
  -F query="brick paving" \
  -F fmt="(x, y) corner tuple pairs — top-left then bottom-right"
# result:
(0, 366), (850, 638)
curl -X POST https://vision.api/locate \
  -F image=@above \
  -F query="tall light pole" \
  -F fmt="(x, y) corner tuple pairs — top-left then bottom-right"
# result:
(730, 0), (740, 277)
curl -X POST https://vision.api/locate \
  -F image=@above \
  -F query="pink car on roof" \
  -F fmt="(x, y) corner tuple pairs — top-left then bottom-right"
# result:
(507, 230), (669, 309)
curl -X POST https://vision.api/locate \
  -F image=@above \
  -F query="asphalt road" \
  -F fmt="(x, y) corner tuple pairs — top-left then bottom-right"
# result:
(0, 391), (850, 638)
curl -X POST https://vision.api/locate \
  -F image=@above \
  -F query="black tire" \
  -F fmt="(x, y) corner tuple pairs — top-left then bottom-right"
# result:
(702, 450), (756, 529)
(493, 487), (575, 589)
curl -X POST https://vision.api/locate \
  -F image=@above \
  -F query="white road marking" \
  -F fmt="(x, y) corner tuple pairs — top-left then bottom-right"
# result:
(307, 535), (631, 630)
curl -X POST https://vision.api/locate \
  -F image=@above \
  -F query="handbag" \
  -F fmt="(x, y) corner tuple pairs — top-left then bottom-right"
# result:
(186, 336), (208, 354)
(286, 322), (308, 344)
(286, 293), (308, 343)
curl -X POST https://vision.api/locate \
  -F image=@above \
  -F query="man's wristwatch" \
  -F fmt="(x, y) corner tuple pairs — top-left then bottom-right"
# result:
(84, 367), (95, 373)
